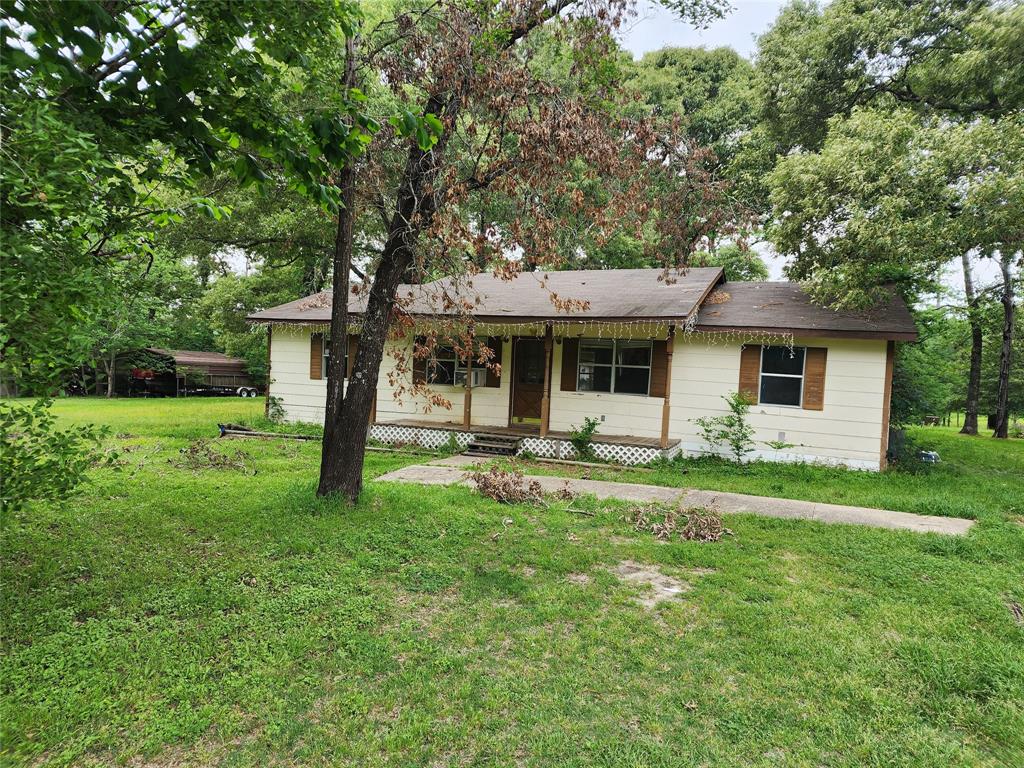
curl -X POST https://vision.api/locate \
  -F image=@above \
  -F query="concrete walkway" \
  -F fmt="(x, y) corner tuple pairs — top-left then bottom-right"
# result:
(374, 463), (975, 536)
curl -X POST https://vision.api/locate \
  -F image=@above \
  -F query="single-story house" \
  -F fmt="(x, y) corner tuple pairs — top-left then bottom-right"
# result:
(248, 268), (917, 470)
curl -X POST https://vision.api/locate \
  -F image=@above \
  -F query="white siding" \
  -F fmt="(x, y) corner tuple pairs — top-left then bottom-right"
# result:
(269, 325), (889, 470)
(670, 335), (887, 470)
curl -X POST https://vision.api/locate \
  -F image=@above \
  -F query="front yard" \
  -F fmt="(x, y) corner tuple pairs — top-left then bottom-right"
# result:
(2, 398), (1023, 766)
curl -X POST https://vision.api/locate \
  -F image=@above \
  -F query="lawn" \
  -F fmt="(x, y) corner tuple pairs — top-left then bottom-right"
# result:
(2, 398), (1023, 767)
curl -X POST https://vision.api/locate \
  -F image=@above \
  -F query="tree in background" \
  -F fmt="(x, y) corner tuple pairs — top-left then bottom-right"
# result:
(758, 0), (1022, 438)
(692, 243), (769, 282)
(1, 0), (368, 510)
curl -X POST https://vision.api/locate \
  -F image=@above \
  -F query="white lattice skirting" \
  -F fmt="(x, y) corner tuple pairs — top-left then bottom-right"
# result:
(518, 437), (665, 466)
(368, 424), (671, 466)
(369, 424), (474, 450)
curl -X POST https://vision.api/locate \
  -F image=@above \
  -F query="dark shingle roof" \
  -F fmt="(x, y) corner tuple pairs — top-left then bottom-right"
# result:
(247, 268), (725, 324)
(247, 271), (918, 340)
(695, 283), (918, 340)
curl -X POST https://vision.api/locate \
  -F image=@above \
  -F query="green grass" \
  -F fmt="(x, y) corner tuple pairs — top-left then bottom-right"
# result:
(2, 398), (1023, 767)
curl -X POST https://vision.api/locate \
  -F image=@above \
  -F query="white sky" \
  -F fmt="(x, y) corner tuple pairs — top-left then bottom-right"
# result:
(616, 0), (1003, 298)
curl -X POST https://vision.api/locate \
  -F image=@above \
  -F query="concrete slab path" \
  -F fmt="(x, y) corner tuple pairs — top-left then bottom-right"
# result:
(374, 463), (975, 536)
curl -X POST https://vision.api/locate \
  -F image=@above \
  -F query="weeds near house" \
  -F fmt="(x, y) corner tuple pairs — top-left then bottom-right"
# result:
(470, 465), (543, 504)
(568, 416), (600, 460)
(693, 391), (755, 464)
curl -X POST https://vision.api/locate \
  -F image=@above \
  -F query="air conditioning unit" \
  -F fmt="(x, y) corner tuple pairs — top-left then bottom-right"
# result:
(455, 368), (488, 388)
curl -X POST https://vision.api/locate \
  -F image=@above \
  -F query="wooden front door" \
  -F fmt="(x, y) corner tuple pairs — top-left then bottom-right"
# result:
(511, 337), (546, 421)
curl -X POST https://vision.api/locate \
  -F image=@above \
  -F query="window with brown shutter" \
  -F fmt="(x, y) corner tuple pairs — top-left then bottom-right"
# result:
(347, 335), (359, 378)
(560, 338), (579, 391)
(412, 335), (427, 385)
(802, 347), (827, 410)
(310, 333), (324, 380)
(649, 339), (668, 398)
(485, 336), (502, 387)
(738, 345), (760, 403)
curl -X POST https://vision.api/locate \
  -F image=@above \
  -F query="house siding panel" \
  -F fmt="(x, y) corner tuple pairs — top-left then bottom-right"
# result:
(270, 326), (890, 470)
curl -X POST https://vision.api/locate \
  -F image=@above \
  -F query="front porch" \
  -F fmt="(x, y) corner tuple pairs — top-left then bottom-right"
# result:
(369, 419), (682, 466)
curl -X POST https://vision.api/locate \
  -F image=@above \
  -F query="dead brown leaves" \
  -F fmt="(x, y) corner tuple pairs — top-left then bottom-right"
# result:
(170, 439), (256, 475)
(470, 465), (543, 505)
(624, 503), (732, 542)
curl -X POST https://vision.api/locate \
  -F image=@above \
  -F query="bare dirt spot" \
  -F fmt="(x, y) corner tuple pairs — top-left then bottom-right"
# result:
(612, 560), (690, 608)
(566, 572), (590, 585)
(520, 565), (536, 578)
(1008, 600), (1024, 625)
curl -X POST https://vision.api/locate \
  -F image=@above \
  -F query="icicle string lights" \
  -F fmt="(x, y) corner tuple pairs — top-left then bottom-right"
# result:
(252, 318), (797, 349)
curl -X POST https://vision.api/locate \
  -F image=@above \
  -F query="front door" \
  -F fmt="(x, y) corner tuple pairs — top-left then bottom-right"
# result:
(511, 337), (546, 422)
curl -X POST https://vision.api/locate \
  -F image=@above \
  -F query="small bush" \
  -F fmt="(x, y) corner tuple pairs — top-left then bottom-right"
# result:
(569, 417), (600, 460)
(692, 392), (755, 464)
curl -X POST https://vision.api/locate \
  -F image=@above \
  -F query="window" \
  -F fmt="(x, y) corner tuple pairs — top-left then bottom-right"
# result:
(322, 335), (349, 380)
(428, 345), (468, 385)
(759, 345), (805, 406)
(577, 339), (652, 395)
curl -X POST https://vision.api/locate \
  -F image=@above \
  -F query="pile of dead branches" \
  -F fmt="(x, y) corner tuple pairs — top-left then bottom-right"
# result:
(624, 503), (732, 542)
(170, 439), (256, 475)
(470, 465), (543, 505)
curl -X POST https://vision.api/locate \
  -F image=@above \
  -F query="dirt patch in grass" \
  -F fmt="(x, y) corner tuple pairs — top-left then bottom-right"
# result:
(1008, 600), (1024, 626)
(611, 560), (692, 609)
(566, 572), (590, 585)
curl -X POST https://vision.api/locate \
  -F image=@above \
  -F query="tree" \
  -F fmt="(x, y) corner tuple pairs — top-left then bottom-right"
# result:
(626, 46), (773, 215)
(1, 0), (368, 392)
(313, 0), (732, 502)
(756, 0), (1024, 153)
(1, 0), (367, 508)
(693, 243), (769, 281)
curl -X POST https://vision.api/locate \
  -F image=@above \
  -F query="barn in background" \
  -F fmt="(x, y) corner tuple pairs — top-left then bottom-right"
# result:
(116, 348), (257, 397)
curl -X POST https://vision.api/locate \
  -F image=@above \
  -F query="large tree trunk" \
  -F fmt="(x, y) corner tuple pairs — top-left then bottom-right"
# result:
(317, 37), (359, 498)
(317, 92), (454, 502)
(992, 251), (1017, 438)
(960, 253), (983, 435)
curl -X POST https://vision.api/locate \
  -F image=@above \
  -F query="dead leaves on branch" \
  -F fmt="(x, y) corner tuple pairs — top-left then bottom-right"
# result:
(625, 502), (732, 543)
(170, 439), (256, 475)
(471, 465), (544, 505)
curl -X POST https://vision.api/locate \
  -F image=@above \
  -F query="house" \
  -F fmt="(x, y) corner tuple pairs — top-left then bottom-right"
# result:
(116, 348), (257, 397)
(247, 268), (917, 469)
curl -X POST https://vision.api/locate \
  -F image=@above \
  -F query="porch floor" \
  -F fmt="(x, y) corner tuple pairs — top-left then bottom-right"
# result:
(375, 418), (679, 450)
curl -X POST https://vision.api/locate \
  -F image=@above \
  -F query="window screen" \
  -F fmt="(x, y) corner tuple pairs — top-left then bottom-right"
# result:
(759, 346), (805, 406)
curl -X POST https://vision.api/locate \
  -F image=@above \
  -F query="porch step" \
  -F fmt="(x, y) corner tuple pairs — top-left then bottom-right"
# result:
(464, 433), (522, 457)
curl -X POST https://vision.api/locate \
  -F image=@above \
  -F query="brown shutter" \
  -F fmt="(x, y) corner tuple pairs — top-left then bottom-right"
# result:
(347, 335), (359, 378)
(412, 335), (427, 385)
(561, 338), (579, 392)
(738, 345), (760, 403)
(485, 336), (502, 387)
(310, 332), (324, 380)
(802, 347), (827, 410)
(649, 339), (668, 398)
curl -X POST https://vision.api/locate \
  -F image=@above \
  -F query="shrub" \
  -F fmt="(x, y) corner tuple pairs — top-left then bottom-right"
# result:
(568, 416), (600, 460)
(0, 399), (109, 514)
(692, 392), (755, 464)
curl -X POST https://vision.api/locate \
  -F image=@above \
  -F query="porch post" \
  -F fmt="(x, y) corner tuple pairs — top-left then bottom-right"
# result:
(660, 324), (675, 449)
(264, 325), (273, 418)
(540, 323), (553, 437)
(463, 329), (474, 430)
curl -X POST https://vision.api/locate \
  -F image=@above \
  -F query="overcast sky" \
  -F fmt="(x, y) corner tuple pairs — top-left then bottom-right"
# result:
(620, 0), (786, 59)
